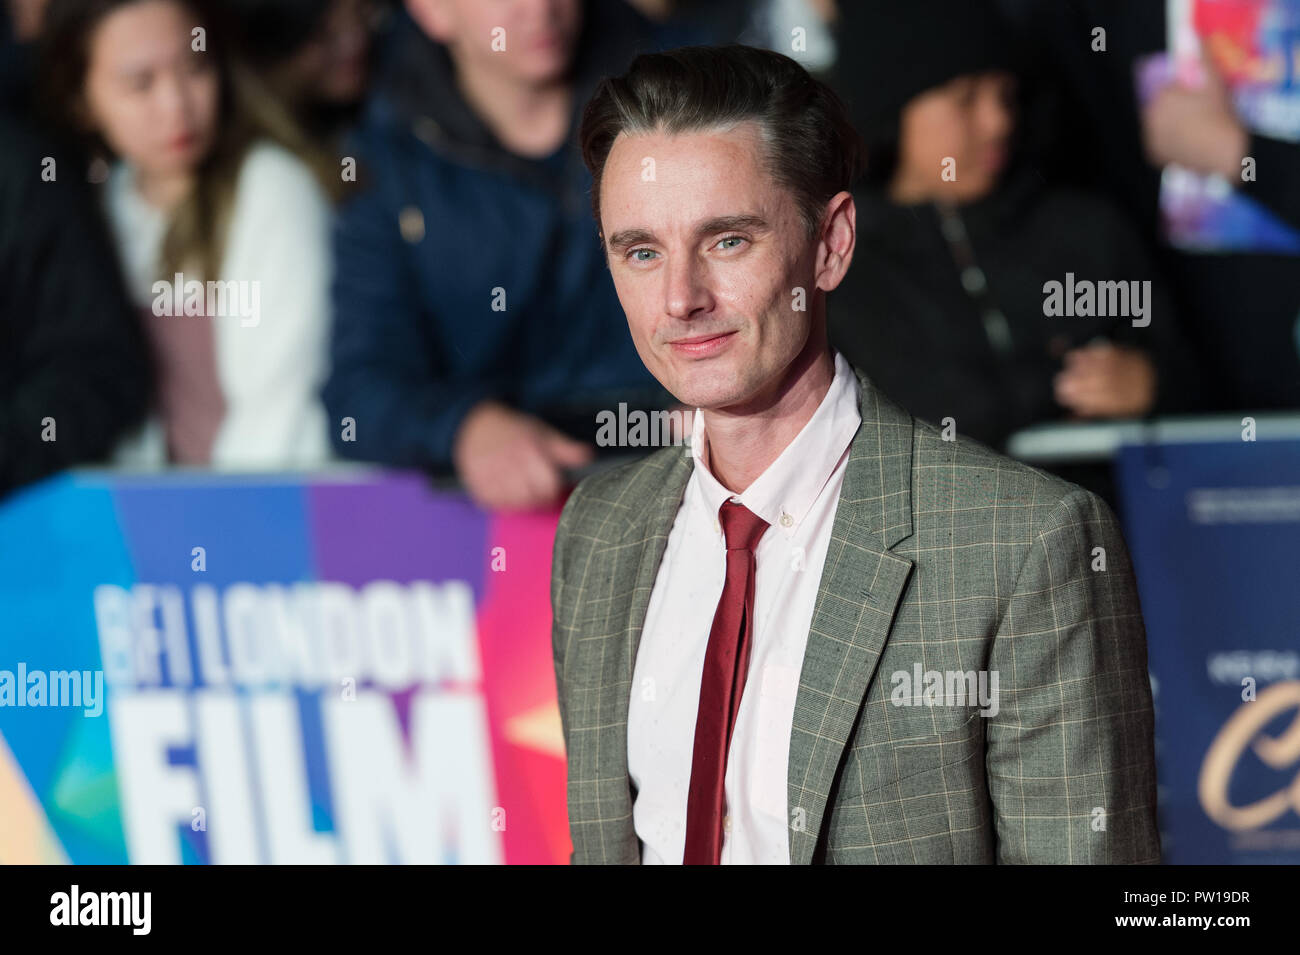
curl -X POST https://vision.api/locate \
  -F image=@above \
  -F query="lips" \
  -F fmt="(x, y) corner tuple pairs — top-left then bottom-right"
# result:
(983, 143), (1008, 173)
(671, 332), (733, 345)
(667, 330), (737, 357)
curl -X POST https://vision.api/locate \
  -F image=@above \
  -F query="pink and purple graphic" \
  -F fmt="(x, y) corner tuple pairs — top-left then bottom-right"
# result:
(0, 470), (569, 864)
(1137, 0), (1300, 253)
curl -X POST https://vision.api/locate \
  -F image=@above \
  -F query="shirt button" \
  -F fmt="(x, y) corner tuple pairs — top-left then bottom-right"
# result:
(723, 814), (732, 833)
(780, 512), (793, 528)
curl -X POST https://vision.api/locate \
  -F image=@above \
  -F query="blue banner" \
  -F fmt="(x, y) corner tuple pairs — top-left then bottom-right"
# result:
(1115, 436), (1300, 863)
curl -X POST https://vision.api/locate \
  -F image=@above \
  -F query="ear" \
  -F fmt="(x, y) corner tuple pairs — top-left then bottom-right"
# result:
(813, 190), (856, 293)
(404, 0), (454, 44)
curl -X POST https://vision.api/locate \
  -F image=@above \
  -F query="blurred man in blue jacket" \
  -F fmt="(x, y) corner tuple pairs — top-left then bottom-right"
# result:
(325, 0), (675, 510)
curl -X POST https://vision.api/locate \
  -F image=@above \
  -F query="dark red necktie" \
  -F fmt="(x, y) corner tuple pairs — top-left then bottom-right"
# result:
(683, 500), (770, 864)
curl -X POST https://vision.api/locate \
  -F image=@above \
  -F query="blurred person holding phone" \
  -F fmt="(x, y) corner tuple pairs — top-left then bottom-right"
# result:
(1139, 44), (1300, 404)
(1141, 42), (1300, 229)
(996, 0), (1300, 411)
(827, 0), (1204, 462)
(39, 0), (335, 469)
(324, 0), (675, 512)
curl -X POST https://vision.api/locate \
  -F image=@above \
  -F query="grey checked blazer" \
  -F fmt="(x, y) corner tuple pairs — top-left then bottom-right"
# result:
(550, 365), (1161, 864)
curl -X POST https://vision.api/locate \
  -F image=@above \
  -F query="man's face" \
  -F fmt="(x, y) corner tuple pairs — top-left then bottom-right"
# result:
(599, 122), (832, 412)
(407, 0), (580, 85)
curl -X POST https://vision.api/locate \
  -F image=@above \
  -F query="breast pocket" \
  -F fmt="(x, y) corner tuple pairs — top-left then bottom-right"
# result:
(839, 708), (985, 801)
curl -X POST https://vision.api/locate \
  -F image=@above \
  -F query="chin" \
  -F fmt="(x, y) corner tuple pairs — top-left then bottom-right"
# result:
(519, 52), (571, 84)
(952, 175), (996, 203)
(150, 155), (198, 179)
(666, 369), (748, 411)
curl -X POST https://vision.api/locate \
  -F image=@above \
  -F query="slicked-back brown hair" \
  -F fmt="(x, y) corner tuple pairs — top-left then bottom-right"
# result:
(579, 44), (867, 240)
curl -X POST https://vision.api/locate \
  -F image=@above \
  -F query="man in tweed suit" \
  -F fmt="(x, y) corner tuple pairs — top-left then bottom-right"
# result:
(551, 45), (1161, 864)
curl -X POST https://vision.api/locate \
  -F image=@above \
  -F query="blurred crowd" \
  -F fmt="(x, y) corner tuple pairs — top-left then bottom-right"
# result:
(2, 0), (1297, 511)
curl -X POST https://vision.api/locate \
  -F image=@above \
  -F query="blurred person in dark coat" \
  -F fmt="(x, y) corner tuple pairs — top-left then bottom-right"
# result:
(827, 0), (1203, 468)
(0, 4), (153, 497)
(324, 0), (676, 512)
(1, 0), (46, 109)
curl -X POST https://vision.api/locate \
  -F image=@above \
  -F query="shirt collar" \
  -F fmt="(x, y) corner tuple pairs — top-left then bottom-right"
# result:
(691, 350), (862, 539)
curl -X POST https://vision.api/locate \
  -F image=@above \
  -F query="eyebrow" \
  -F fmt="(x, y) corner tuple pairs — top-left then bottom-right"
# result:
(604, 214), (771, 255)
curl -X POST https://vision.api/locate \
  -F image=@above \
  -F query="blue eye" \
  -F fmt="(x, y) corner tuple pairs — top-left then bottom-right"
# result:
(630, 248), (657, 262)
(717, 236), (745, 250)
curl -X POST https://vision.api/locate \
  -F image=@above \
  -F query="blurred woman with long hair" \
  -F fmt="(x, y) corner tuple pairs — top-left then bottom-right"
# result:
(40, 0), (334, 468)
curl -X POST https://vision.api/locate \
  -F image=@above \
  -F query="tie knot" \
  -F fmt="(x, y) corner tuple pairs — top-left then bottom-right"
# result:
(718, 500), (769, 552)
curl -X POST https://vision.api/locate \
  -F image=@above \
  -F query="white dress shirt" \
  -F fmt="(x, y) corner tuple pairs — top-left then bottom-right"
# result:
(628, 350), (862, 864)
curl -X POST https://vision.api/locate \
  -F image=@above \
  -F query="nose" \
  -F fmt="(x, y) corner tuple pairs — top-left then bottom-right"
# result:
(156, 71), (190, 128)
(518, 0), (557, 28)
(663, 251), (713, 321)
(976, 85), (1014, 141)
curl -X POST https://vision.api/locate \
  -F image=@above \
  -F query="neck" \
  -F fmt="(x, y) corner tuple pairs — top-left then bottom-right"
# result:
(452, 55), (572, 158)
(701, 328), (836, 495)
(134, 166), (192, 211)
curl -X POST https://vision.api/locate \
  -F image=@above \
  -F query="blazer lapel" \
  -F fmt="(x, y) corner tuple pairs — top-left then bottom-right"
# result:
(786, 369), (916, 864)
(586, 445), (694, 862)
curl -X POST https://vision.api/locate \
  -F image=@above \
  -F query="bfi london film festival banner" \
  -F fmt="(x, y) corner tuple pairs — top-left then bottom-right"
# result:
(1115, 435), (1300, 863)
(0, 471), (568, 864)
